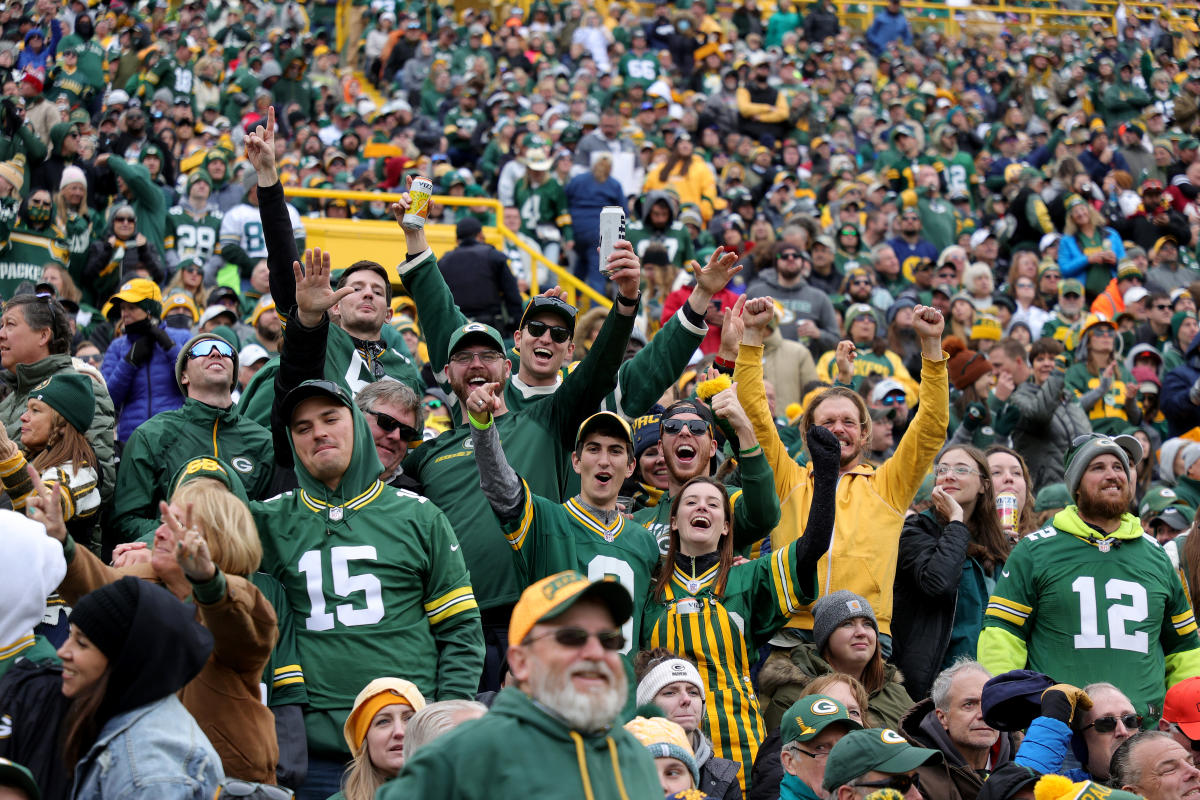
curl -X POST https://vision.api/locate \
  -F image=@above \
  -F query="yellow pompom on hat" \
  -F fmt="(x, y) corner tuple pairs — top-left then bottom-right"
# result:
(1034, 773), (1142, 800)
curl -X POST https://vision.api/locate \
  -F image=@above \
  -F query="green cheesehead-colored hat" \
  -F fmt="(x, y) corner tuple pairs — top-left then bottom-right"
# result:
(30, 372), (95, 433)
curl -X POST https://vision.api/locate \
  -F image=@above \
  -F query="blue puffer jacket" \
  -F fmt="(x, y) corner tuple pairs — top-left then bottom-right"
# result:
(101, 325), (192, 441)
(1162, 331), (1200, 437)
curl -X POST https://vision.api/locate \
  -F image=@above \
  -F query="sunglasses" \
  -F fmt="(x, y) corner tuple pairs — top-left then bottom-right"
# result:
(880, 393), (906, 406)
(423, 398), (444, 409)
(182, 264), (203, 273)
(366, 409), (420, 440)
(114, 215), (136, 223)
(214, 779), (295, 799)
(525, 626), (625, 651)
(524, 320), (571, 343)
(856, 774), (920, 793)
(778, 252), (801, 260)
(851, 278), (872, 286)
(1154, 304), (1172, 310)
(1085, 714), (1143, 733)
(188, 339), (234, 359)
(661, 418), (710, 437)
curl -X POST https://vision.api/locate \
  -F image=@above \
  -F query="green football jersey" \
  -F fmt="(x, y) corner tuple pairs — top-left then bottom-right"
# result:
(619, 52), (660, 87)
(625, 220), (695, 269)
(503, 482), (660, 654)
(513, 176), (572, 242)
(165, 205), (223, 264)
(250, 571), (308, 707)
(934, 151), (978, 206)
(982, 512), (1199, 719)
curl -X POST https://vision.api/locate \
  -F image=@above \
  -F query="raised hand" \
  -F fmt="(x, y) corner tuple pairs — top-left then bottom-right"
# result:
(244, 105), (277, 183)
(796, 425), (841, 568)
(741, 296), (775, 345)
(911, 305), (945, 340)
(466, 381), (503, 424)
(389, 176), (434, 250)
(161, 500), (216, 582)
(692, 246), (742, 298)
(605, 239), (642, 302)
(835, 340), (857, 384)
(294, 247), (354, 326)
(25, 465), (65, 543)
(718, 294), (747, 361)
(710, 383), (754, 445)
(806, 424), (841, 476)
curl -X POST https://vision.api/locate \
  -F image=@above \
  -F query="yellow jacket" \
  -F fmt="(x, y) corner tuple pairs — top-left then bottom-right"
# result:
(735, 345), (949, 636)
(642, 159), (726, 222)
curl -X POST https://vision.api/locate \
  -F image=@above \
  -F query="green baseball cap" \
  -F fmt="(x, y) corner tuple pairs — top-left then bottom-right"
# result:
(823, 728), (941, 792)
(781, 695), (862, 745)
(446, 322), (505, 359)
(0, 758), (39, 800)
(1059, 278), (1084, 297)
(1141, 485), (1193, 517)
(1033, 482), (1072, 513)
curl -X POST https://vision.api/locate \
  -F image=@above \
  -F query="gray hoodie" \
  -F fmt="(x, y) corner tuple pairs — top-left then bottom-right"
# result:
(744, 267), (840, 355)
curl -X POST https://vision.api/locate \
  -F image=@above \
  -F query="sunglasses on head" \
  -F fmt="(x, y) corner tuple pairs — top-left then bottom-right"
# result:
(525, 626), (625, 651)
(1085, 713), (1142, 733)
(856, 774), (920, 793)
(661, 418), (710, 437)
(366, 409), (420, 440)
(524, 319), (571, 343)
(188, 339), (234, 359)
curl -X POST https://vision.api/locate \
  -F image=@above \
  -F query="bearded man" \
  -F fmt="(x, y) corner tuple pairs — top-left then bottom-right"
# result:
(979, 434), (1200, 722)
(378, 571), (661, 799)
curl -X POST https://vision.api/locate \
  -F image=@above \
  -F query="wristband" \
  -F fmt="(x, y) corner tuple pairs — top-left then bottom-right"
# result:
(615, 291), (641, 307)
(680, 299), (707, 328)
(739, 444), (762, 456)
(467, 408), (493, 430)
(713, 356), (735, 371)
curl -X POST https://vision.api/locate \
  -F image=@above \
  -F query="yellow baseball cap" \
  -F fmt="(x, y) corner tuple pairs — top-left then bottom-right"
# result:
(101, 278), (162, 319)
(509, 570), (633, 646)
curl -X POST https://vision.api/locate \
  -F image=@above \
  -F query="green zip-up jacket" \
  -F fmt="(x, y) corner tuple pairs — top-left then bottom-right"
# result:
(377, 688), (660, 800)
(110, 398), (274, 542)
(0, 355), (115, 506)
(251, 393), (483, 758)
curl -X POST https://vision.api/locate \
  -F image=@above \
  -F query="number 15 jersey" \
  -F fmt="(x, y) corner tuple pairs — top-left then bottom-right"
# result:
(980, 509), (1200, 719)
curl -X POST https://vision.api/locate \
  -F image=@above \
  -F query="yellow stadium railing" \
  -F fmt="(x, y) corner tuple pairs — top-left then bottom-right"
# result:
(280, 186), (612, 312)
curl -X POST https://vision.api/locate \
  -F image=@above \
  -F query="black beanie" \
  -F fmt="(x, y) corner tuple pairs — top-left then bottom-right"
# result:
(70, 577), (141, 661)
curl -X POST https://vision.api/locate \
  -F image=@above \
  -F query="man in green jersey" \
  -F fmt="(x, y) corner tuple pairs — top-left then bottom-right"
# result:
(632, 397), (781, 554)
(393, 182), (644, 690)
(164, 172), (222, 274)
(979, 434), (1200, 721)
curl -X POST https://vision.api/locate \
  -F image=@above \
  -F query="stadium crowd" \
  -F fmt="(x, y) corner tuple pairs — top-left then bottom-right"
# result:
(14, 1), (1200, 799)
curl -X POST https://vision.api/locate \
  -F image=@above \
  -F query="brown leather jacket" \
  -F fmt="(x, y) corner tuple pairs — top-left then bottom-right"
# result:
(59, 542), (280, 784)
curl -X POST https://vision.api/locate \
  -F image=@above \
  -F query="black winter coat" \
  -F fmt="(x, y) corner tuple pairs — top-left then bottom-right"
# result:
(891, 512), (971, 701)
(0, 657), (73, 800)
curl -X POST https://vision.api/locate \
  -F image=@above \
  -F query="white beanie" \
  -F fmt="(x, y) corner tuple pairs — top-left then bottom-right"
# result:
(60, 165), (87, 190)
(0, 509), (65, 648)
(636, 658), (706, 707)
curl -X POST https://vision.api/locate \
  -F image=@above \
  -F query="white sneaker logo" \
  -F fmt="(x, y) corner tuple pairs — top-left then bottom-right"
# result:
(1002, 569), (1011, 578)
(450, 544), (459, 551)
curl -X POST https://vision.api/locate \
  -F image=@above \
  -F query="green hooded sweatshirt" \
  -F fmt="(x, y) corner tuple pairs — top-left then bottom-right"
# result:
(111, 398), (275, 543)
(271, 49), (316, 118)
(250, 396), (484, 758)
(376, 688), (661, 800)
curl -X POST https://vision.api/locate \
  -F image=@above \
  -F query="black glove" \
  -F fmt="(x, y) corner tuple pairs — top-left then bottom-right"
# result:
(795, 425), (841, 570)
(125, 335), (154, 367)
(151, 326), (174, 351)
(1041, 684), (1092, 727)
(0, 99), (19, 137)
(962, 403), (986, 432)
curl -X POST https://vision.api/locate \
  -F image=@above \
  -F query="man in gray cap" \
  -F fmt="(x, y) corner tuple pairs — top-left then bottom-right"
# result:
(979, 433), (1200, 724)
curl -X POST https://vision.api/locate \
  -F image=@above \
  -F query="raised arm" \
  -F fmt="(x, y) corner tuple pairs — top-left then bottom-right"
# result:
(244, 107), (300, 314)
(465, 381), (525, 521)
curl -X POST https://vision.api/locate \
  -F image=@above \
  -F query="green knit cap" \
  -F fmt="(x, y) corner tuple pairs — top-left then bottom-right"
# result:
(30, 372), (95, 433)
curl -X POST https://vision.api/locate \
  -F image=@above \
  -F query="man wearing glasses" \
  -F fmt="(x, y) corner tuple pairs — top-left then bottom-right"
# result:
(980, 435), (1200, 729)
(778, 696), (862, 800)
(378, 571), (660, 800)
(353, 379), (423, 493)
(823, 728), (940, 800)
(745, 243), (840, 355)
(111, 330), (275, 542)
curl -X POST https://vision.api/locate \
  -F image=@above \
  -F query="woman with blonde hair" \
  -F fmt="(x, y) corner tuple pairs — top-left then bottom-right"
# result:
(643, 132), (724, 221)
(164, 256), (210, 309)
(1058, 193), (1123, 300)
(54, 165), (98, 288)
(335, 678), (427, 800)
(46, 462), (280, 784)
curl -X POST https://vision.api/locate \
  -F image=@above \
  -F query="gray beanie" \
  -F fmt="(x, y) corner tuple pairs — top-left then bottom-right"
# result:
(175, 333), (240, 394)
(1063, 434), (1141, 501)
(812, 590), (877, 655)
(1159, 438), (1191, 485)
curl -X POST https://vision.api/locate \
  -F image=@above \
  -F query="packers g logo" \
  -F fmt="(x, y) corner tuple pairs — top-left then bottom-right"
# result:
(232, 457), (254, 473)
(461, 322), (488, 334)
(810, 698), (840, 716)
(31, 378), (51, 391)
(880, 729), (906, 744)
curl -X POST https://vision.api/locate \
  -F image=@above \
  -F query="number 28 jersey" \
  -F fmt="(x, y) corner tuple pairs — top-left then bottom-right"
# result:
(983, 521), (1199, 718)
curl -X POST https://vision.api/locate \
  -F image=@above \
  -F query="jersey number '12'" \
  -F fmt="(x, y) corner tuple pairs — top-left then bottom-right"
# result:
(1072, 576), (1149, 653)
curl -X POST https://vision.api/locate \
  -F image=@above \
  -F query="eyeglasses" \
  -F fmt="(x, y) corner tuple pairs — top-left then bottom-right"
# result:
(850, 278), (872, 286)
(366, 409), (420, 440)
(188, 339), (234, 359)
(448, 349), (504, 365)
(1154, 304), (1172, 310)
(855, 774), (920, 794)
(423, 398), (444, 409)
(1084, 714), (1143, 733)
(935, 464), (979, 477)
(524, 320), (571, 343)
(524, 626), (625, 651)
(661, 418), (710, 437)
(880, 393), (906, 406)
(789, 744), (834, 760)
(778, 252), (801, 260)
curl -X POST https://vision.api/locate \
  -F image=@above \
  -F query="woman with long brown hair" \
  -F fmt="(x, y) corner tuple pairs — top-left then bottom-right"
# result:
(892, 445), (1012, 699)
(643, 132), (722, 221)
(641, 426), (839, 791)
(986, 444), (1038, 538)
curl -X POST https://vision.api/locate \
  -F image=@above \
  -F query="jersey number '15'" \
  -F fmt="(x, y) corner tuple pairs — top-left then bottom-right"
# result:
(298, 546), (385, 631)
